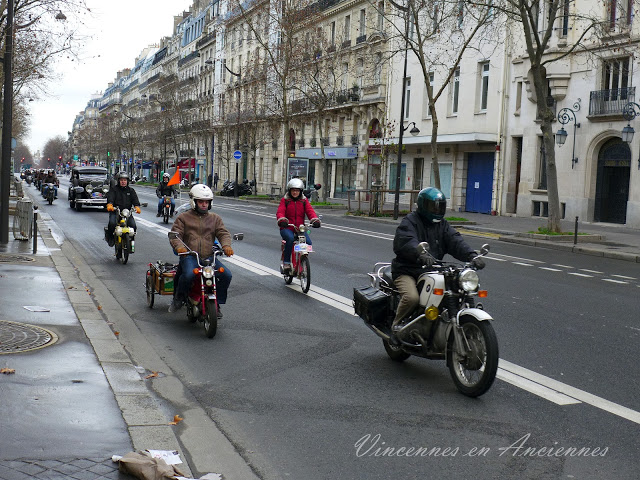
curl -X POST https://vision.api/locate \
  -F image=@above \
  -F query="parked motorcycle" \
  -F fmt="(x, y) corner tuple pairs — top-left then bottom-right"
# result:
(303, 183), (322, 200)
(105, 207), (136, 264)
(354, 243), (498, 397)
(168, 231), (244, 338)
(220, 179), (252, 196)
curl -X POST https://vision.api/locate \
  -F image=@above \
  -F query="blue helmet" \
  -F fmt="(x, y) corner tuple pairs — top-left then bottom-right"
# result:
(417, 187), (446, 223)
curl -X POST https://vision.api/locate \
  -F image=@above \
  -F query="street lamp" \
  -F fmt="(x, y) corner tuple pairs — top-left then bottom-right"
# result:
(556, 100), (581, 169)
(621, 101), (640, 169)
(224, 64), (241, 198)
(391, 0), (420, 220)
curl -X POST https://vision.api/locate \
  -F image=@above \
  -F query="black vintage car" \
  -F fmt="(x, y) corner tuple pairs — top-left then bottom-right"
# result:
(68, 166), (110, 211)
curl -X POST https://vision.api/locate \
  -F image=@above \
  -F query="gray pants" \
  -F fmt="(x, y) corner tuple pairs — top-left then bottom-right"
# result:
(392, 275), (420, 328)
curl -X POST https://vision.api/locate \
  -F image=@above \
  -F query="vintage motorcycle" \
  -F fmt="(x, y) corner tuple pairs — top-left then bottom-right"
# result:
(44, 183), (56, 205)
(161, 195), (173, 224)
(354, 243), (498, 397)
(105, 207), (136, 264)
(168, 232), (244, 338)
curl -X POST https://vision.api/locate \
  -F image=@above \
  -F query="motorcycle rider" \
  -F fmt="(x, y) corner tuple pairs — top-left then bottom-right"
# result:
(168, 184), (234, 314)
(156, 172), (178, 217)
(105, 172), (141, 247)
(42, 170), (59, 198)
(391, 187), (485, 338)
(276, 178), (321, 273)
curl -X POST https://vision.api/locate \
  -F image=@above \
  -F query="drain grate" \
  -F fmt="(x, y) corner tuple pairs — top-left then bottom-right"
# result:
(0, 254), (35, 263)
(0, 320), (58, 353)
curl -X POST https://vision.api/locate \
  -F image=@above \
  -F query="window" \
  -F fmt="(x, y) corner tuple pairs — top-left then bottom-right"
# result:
(538, 137), (547, 190)
(608, 0), (633, 31)
(389, 162), (406, 190)
(603, 57), (631, 100)
(451, 68), (460, 114)
(404, 77), (411, 119)
(377, 1), (384, 30)
(356, 58), (364, 88)
(423, 72), (434, 118)
(222, 59), (227, 83)
(359, 9), (366, 34)
(479, 62), (489, 111)
(457, 0), (464, 28)
(561, 0), (569, 36)
(515, 80), (523, 115)
(345, 15), (351, 41)
(331, 21), (336, 45)
(374, 53), (382, 84)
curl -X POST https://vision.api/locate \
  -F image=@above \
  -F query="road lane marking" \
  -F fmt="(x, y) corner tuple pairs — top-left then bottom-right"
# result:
(492, 253), (544, 263)
(580, 268), (604, 274)
(496, 369), (580, 405)
(612, 274), (637, 280)
(568, 272), (593, 278)
(602, 278), (628, 284)
(553, 264), (574, 269)
(513, 262), (534, 267)
(539, 267), (562, 272)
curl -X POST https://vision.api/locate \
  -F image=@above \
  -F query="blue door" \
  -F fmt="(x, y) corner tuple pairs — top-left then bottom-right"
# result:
(465, 153), (494, 213)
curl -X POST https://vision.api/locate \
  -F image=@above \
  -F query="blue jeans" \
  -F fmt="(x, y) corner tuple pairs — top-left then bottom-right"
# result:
(280, 229), (312, 263)
(157, 197), (175, 214)
(175, 254), (232, 304)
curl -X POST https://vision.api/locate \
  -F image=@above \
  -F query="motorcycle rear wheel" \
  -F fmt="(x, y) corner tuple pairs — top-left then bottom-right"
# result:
(203, 299), (218, 338)
(146, 275), (155, 308)
(299, 255), (311, 293)
(447, 317), (498, 397)
(47, 196), (53, 205)
(383, 339), (411, 362)
(163, 208), (169, 224)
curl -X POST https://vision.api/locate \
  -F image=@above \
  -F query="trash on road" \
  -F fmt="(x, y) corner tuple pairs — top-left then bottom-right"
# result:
(113, 450), (186, 480)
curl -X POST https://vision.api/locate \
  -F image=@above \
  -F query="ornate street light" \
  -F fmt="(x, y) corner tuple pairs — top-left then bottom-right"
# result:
(621, 102), (640, 144)
(556, 100), (581, 169)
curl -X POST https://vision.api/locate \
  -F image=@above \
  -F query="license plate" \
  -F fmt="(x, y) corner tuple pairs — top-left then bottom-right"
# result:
(294, 244), (311, 252)
(92, 192), (102, 198)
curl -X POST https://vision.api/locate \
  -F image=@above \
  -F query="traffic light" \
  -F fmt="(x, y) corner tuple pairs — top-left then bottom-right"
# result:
(107, 151), (111, 157)
(58, 156), (62, 160)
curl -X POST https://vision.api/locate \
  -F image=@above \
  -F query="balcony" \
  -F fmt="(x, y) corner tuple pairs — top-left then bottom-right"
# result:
(298, 138), (305, 147)
(321, 137), (329, 146)
(336, 135), (344, 146)
(309, 138), (317, 147)
(342, 39), (352, 48)
(351, 134), (359, 145)
(356, 34), (367, 45)
(589, 87), (635, 116)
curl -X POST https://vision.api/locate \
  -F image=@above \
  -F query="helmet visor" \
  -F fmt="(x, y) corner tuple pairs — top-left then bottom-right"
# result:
(427, 199), (446, 217)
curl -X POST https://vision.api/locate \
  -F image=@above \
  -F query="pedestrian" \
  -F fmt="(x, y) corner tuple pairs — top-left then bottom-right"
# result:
(213, 172), (219, 190)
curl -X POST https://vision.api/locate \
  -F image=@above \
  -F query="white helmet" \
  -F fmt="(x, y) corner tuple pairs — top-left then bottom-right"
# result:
(189, 184), (214, 213)
(287, 178), (304, 195)
(163, 173), (170, 181)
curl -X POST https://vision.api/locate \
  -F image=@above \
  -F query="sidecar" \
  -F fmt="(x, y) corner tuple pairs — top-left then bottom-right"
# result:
(145, 261), (178, 308)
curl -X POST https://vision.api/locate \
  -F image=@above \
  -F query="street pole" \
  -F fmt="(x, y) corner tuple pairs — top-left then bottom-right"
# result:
(393, 12), (410, 221)
(0, 0), (14, 243)
(224, 64), (241, 198)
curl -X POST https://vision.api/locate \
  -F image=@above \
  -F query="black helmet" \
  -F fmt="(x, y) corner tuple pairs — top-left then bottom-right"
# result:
(417, 187), (446, 223)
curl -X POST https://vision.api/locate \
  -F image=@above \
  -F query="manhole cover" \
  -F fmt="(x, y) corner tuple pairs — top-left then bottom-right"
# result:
(0, 254), (35, 263)
(0, 320), (58, 353)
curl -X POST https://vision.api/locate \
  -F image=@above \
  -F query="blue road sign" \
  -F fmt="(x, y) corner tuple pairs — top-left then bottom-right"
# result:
(233, 150), (242, 161)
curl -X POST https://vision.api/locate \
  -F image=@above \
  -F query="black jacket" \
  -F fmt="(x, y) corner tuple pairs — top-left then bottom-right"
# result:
(107, 185), (140, 210)
(156, 182), (177, 198)
(391, 211), (476, 279)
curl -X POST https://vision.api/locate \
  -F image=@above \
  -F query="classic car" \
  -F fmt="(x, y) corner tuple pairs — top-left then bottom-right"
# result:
(68, 166), (110, 211)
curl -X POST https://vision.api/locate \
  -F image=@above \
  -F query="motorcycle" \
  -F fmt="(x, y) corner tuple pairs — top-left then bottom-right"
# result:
(44, 183), (56, 205)
(168, 232), (244, 338)
(105, 207), (136, 264)
(161, 195), (173, 224)
(303, 183), (322, 200)
(220, 179), (252, 196)
(353, 243), (498, 397)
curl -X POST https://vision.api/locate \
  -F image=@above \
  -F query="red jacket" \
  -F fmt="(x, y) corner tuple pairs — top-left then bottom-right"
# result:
(276, 194), (319, 231)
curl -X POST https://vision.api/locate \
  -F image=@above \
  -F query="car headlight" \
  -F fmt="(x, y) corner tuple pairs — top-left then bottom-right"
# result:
(202, 266), (215, 279)
(102, 186), (109, 193)
(85, 185), (93, 194)
(459, 268), (479, 292)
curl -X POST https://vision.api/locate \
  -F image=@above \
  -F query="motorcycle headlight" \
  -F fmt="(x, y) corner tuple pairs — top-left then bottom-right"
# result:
(85, 185), (93, 194)
(122, 209), (130, 217)
(114, 226), (123, 236)
(459, 268), (479, 292)
(299, 225), (307, 233)
(202, 266), (215, 279)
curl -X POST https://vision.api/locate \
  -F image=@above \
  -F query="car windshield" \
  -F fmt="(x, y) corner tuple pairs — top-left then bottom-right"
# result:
(78, 171), (106, 181)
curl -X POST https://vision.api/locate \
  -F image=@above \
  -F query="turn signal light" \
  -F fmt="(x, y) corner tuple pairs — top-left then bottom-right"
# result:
(193, 268), (201, 275)
(478, 290), (488, 298)
(217, 267), (225, 273)
(433, 288), (444, 296)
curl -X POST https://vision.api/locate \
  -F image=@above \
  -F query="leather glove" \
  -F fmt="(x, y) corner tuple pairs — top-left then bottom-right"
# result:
(471, 257), (485, 270)
(277, 217), (289, 228)
(418, 252), (435, 268)
(311, 218), (321, 228)
(106, 203), (114, 212)
(135, 206), (141, 214)
(176, 246), (188, 254)
(223, 245), (234, 257)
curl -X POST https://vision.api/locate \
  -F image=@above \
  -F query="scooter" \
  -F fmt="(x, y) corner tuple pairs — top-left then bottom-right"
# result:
(354, 243), (498, 397)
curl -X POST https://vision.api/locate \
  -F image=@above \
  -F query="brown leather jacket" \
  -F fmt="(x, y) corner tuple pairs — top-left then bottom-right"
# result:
(169, 208), (231, 260)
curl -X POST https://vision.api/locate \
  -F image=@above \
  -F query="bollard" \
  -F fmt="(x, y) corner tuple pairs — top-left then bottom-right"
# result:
(574, 216), (578, 245)
(33, 205), (38, 254)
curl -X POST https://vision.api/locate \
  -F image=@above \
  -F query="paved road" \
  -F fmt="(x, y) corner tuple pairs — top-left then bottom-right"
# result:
(31, 179), (640, 480)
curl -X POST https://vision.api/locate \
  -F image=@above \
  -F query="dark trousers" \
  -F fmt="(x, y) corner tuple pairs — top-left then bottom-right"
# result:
(280, 228), (311, 263)
(175, 255), (232, 304)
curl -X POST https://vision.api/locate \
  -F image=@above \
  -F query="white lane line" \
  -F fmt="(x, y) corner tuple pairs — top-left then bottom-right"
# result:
(580, 268), (604, 274)
(612, 274), (637, 280)
(539, 267), (562, 272)
(513, 262), (534, 267)
(491, 253), (545, 263)
(486, 257), (507, 262)
(496, 369), (580, 405)
(553, 264), (574, 269)
(500, 360), (640, 425)
(568, 272), (593, 278)
(602, 278), (628, 284)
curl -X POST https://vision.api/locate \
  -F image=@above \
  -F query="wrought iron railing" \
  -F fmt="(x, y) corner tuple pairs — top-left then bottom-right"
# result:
(589, 87), (635, 115)
(336, 135), (344, 146)
(351, 134), (359, 145)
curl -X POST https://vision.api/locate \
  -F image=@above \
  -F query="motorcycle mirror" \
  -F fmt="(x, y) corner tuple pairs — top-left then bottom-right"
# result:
(233, 233), (244, 241)
(168, 232), (179, 239)
(417, 241), (430, 254)
(480, 244), (490, 255)
(314, 184), (322, 190)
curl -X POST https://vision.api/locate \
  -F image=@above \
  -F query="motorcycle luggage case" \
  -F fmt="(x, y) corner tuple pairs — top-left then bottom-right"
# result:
(353, 286), (390, 327)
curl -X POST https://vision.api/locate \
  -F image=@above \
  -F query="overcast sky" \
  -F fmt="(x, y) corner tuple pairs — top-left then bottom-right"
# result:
(24, 0), (194, 156)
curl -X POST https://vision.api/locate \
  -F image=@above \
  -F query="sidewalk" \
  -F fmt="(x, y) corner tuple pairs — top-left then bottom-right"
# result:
(1, 190), (259, 480)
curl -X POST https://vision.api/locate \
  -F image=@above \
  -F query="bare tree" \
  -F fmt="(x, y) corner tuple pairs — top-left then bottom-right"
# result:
(41, 134), (65, 168)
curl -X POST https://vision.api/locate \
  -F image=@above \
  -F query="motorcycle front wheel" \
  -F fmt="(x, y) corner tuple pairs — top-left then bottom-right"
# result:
(203, 298), (218, 338)
(121, 233), (130, 264)
(298, 255), (311, 293)
(163, 207), (169, 224)
(447, 317), (498, 397)
(283, 253), (294, 284)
